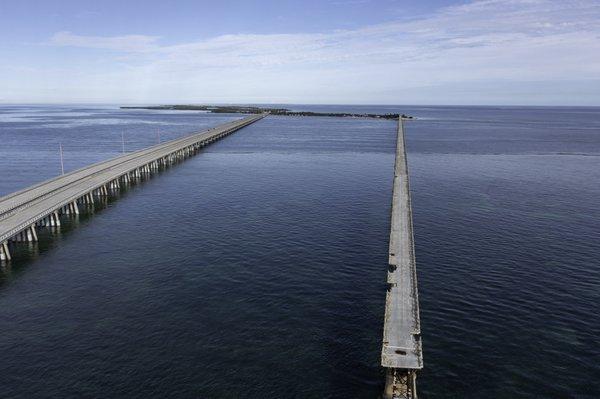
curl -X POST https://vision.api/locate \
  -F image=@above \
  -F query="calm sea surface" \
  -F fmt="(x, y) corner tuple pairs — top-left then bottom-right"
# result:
(0, 105), (598, 398)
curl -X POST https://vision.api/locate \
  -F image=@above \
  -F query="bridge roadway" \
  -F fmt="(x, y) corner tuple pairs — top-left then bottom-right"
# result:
(0, 114), (266, 261)
(382, 118), (423, 399)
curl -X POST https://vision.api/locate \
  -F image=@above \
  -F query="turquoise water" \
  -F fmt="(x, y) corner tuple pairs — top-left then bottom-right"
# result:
(0, 105), (599, 398)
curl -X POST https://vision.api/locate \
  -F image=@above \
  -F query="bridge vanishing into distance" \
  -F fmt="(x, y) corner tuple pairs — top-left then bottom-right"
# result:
(0, 114), (265, 262)
(382, 118), (423, 399)
(0, 114), (422, 397)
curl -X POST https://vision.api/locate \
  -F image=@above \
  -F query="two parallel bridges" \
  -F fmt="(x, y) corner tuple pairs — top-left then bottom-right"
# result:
(0, 115), (422, 398)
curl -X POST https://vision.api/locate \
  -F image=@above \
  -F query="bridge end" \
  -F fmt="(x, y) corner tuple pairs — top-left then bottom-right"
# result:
(383, 368), (418, 399)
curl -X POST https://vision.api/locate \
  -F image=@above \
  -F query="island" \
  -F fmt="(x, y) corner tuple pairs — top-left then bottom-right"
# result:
(120, 105), (413, 120)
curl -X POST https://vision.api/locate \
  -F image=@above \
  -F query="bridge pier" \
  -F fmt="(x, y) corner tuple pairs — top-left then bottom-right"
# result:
(9, 225), (37, 243)
(84, 192), (94, 205)
(0, 241), (10, 261)
(98, 185), (108, 196)
(29, 225), (38, 241)
(50, 211), (61, 227)
(63, 201), (79, 215)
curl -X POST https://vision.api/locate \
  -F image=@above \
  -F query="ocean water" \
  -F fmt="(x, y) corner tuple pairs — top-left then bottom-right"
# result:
(0, 105), (598, 398)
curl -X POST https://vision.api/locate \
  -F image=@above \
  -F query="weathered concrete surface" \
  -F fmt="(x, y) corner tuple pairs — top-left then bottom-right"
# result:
(382, 117), (422, 397)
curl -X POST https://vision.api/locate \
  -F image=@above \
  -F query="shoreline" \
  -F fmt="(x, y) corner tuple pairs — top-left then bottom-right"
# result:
(120, 105), (414, 120)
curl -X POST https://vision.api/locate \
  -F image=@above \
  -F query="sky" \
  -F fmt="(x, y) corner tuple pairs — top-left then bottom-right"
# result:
(0, 0), (599, 105)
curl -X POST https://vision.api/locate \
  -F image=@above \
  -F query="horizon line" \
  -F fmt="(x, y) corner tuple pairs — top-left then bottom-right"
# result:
(1, 101), (599, 108)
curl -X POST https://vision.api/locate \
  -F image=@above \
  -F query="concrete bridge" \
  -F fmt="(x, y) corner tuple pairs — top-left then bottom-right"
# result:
(382, 118), (423, 399)
(0, 114), (266, 261)
(0, 113), (423, 397)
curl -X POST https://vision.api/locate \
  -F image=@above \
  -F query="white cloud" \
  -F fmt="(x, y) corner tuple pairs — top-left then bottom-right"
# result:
(49, 31), (160, 52)
(9, 0), (600, 104)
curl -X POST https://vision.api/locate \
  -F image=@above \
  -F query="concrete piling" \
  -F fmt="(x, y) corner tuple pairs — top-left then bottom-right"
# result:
(53, 211), (61, 227)
(0, 241), (10, 261)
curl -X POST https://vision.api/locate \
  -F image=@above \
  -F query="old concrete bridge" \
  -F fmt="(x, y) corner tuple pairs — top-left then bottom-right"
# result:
(382, 118), (423, 399)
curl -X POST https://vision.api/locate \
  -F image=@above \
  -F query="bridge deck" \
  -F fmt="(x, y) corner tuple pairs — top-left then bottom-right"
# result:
(381, 118), (422, 371)
(0, 114), (265, 246)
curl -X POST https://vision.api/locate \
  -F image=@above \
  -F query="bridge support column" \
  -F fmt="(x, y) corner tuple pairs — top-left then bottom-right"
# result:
(10, 225), (37, 242)
(28, 225), (38, 241)
(49, 211), (61, 227)
(0, 241), (10, 261)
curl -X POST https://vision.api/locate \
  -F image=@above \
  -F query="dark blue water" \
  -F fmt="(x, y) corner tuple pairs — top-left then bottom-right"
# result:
(0, 105), (598, 398)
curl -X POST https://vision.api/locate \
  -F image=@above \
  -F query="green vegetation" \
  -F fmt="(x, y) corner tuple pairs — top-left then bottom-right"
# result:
(121, 105), (413, 120)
